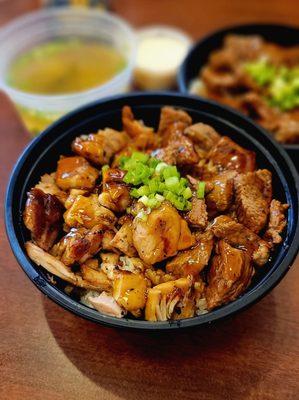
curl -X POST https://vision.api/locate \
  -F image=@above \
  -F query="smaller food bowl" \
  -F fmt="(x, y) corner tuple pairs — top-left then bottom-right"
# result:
(5, 92), (299, 330)
(177, 24), (299, 167)
(0, 7), (136, 136)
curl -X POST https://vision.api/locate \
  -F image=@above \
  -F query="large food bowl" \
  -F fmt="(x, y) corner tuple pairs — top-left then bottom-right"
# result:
(177, 24), (299, 167)
(5, 92), (299, 330)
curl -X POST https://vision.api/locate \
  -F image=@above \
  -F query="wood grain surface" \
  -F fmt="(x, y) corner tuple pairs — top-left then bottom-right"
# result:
(0, 1), (298, 399)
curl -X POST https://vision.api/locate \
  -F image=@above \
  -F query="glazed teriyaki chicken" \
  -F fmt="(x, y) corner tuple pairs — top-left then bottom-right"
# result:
(192, 34), (299, 143)
(23, 106), (288, 321)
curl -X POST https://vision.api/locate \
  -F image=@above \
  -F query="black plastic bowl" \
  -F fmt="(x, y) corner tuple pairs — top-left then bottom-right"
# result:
(5, 92), (299, 330)
(177, 23), (299, 165)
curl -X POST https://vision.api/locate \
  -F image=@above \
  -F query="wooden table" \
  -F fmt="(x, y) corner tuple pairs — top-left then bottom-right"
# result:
(0, 1), (298, 399)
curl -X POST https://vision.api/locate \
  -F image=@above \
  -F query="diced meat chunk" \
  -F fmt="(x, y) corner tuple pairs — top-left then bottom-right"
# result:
(113, 271), (148, 313)
(110, 220), (137, 257)
(64, 194), (116, 229)
(25, 242), (103, 290)
(72, 128), (128, 166)
(205, 171), (236, 214)
(184, 123), (221, 151)
(211, 215), (270, 266)
(55, 156), (99, 190)
(234, 169), (272, 233)
(87, 292), (125, 318)
(35, 173), (67, 204)
(122, 106), (158, 150)
(23, 188), (63, 251)
(98, 168), (131, 213)
(178, 219), (196, 250)
(158, 106), (192, 143)
(132, 202), (194, 264)
(145, 277), (192, 321)
(207, 136), (256, 173)
(166, 232), (214, 277)
(264, 199), (289, 245)
(80, 259), (111, 291)
(185, 197), (208, 229)
(153, 122), (199, 166)
(50, 225), (103, 266)
(206, 240), (254, 310)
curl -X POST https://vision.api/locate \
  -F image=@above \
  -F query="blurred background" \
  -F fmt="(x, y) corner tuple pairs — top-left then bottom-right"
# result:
(1, 0), (299, 140)
(1, 0), (299, 36)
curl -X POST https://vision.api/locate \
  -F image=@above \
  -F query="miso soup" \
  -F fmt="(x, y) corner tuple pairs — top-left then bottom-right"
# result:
(7, 38), (126, 95)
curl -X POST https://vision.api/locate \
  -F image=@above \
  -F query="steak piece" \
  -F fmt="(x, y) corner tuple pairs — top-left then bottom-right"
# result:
(211, 215), (270, 267)
(184, 123), (221, 152)
(234, 169), (272, 233)
(207, 136), (256, 173)
(206, 171), (237, 214)
(185, 197), (208, 229)
(158, 106), (192, 145)
(166, 231), (214, 277)
(264, 199), (289, 245)
(206, 240), (254, 310)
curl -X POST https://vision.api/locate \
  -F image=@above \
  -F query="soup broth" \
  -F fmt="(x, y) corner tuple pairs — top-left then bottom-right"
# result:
(7, 38), (126, 95)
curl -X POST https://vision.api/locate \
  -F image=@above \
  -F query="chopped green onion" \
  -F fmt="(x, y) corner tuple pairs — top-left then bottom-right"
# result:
(197, 182), (205, 199)
(155, 162), (168, 174)
(162, 165), (179, 179)
(102, 164), (109, 174)
(131, 151), (149, 163)
(182, 187), (192, 199)
(165, 176), (180, 192)
(119, 151), (193, 212)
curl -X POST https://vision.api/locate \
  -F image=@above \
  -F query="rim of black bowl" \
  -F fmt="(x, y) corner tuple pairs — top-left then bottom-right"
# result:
(5, 92), (299, 331)
(177, 23), (299, 151)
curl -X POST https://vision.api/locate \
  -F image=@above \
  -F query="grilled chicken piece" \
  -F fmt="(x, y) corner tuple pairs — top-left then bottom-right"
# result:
(113, 271), (148, 313)
(122, 106), (158, 150)
(178, 219), (196, 250)
(64, 194), (116, 229)
(166, 232), (214, 277)
(84, 291), (125, 318)
(72, 128), (128, 166)
(56, 156), (99, 191)
(158, 106), (192, 145)
(211, 215), (270, 266)
(110, 220), (137, 257)
(98, 168), (131, 213)
(206, 171), (236, 214)
(132, 202), (195, 264)
(206, 240), (254, 310)
(80, 259), (111, 291)
(207, 136), (256, 173)
(145, 277), (193, 321)
(35, 173), (67, 204)
(50, 225), (103, 266)
(186, 197), (208, 229)
(234, 169), (272, 233)
(23, 188), (63, 251)
(64, 189), (88, 209)
(145, 268), (175, 286)
(184, 123), (221, 152)
(264, 199), (289, 245)
(25, 242), (104, 290)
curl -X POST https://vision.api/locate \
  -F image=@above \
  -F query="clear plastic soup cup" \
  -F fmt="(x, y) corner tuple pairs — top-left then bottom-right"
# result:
(0, 7), (137, 136)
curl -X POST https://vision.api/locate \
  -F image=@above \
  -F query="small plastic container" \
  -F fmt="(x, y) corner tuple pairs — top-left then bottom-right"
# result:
(0, 7), (136, 136)
(134, 26), (192, 90)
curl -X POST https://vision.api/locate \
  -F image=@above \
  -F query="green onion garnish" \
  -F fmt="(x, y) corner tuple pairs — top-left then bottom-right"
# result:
(197, 181), (205, 199)
(120, 151), (192, 211)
